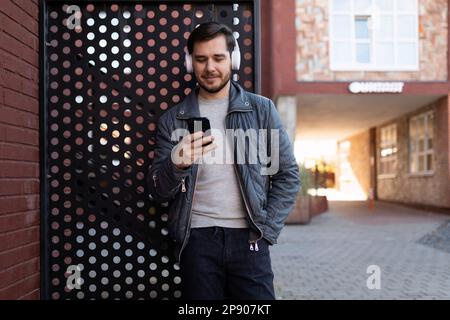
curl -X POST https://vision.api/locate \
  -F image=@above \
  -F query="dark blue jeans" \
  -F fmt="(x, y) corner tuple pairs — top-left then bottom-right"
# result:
(180, 227), (275, 300)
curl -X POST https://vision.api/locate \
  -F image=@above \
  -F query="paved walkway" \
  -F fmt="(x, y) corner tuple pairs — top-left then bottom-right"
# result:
(271, 201), (450, 300)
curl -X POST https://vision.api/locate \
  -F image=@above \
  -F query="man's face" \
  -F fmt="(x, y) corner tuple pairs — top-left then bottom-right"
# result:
(192, 35), (232, 94)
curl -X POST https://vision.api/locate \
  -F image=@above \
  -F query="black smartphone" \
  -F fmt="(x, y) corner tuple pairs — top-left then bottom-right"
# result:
(187, 117), (212, 145)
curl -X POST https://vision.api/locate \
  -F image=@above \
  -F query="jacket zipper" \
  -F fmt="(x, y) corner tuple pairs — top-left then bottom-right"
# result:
(178, 165), (199, 262)
(181, 177), (186, 193)
(226, 111), (264, 251)
(152, 174), (158, 188)
(153, 172), (185, 196)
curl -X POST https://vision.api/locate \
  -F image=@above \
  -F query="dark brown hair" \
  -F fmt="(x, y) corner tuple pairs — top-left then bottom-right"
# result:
(187, 22), (235, 54)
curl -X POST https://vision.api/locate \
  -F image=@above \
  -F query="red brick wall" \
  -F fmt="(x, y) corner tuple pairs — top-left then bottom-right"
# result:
(0, 0), (40, 300)
(260, 0), (272, 98)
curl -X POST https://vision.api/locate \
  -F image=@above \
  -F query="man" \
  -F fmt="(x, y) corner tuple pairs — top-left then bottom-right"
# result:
(148, 22), (300, 300)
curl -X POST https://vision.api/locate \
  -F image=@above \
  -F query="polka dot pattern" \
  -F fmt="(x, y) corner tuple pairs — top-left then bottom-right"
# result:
(45, 2), (255, 300)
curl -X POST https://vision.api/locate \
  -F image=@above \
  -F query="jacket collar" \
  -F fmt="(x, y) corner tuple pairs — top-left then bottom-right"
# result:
(176, 80), (252, 119)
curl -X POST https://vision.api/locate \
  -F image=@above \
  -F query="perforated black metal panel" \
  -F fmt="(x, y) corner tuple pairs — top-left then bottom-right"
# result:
(41, 1), (259, 299)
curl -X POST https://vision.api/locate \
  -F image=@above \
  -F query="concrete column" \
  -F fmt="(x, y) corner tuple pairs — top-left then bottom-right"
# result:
(275, 95), (297, 144)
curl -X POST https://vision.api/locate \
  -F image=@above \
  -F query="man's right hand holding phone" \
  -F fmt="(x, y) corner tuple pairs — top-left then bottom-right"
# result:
(172, 131), (216, 170)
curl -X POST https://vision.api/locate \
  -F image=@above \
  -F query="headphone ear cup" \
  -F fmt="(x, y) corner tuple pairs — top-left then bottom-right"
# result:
(231, 50), (241, 71)
(185, 53), (193, 73)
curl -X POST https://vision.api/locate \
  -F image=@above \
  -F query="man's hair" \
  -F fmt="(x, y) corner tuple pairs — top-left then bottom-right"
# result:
(187, 22), (235, 54)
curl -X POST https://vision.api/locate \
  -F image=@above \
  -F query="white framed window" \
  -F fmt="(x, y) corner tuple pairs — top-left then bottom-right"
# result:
(329, 0), (419, 71)
(379, 124), (397, 176)
(409, 111), (434, 174)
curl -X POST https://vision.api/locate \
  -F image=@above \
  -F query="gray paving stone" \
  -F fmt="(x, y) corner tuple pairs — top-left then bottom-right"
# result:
(271, 201), (450, 300)
(417, 220), (450, 253)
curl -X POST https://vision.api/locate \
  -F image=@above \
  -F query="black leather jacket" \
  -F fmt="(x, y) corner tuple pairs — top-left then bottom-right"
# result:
(148, 81), (300, 261)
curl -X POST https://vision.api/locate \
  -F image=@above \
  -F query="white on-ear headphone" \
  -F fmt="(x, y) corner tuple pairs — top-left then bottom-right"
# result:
(185, 33), (241, 73)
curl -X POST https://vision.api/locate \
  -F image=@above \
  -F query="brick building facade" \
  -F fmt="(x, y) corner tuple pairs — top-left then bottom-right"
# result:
(0, 0), (40, 299)
(374, 97), (450, 207)
(295, 0), (448, 81)
(260, 0), (450, 210)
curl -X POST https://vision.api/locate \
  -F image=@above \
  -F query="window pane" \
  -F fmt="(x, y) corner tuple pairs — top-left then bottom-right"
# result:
(410, 139), (416, 153)
(332, 0), (351, 11)
(418, 139), (424, 152)
(376, 15), (394, 39)
(374, 0), (393, 11)
(410, 154), (417, 173)
(332, 15), (352, 38)
(376, 42), (394, 65)
(356, 43), (371, 63)
(397, 42), (417, 65)
(418, 155), (424, 172)
(333, 41), (352, 63)
(397, 0), (417, 12)
(417, 118), (424, 136)
(427, 113), (434, 137)
(426, 154), (433, 171)
(355, 17), (370, 39)
(426, 138), (432, 150)
(397, 15), (416, 38)
(354, 0), (371, 11)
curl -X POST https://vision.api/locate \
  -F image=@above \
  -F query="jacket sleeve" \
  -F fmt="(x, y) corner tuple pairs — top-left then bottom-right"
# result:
(265, 100), (301, 238)
(147, 113), (192, 203)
